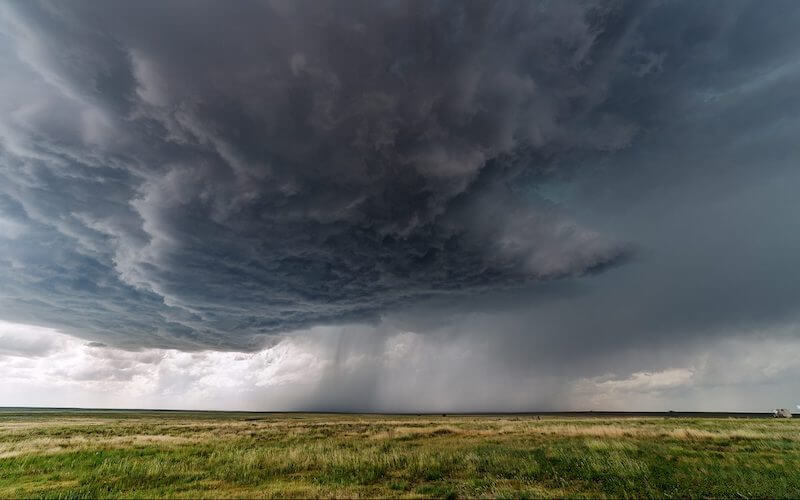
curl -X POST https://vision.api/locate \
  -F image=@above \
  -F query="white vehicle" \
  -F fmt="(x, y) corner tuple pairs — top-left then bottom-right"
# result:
(773, 408), (793, 418)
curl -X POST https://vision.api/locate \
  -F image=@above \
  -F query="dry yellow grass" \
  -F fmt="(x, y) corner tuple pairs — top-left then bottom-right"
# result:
(1, 411), (799, 498)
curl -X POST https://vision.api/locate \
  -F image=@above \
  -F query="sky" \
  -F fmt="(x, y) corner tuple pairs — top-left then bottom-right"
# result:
(0, 0), (799, 412)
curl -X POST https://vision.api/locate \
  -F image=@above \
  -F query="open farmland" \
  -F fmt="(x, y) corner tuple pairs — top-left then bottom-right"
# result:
(0, 410), (798, 498)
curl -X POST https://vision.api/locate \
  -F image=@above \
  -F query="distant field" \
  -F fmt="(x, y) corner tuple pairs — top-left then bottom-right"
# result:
(0, 410), (798, 498)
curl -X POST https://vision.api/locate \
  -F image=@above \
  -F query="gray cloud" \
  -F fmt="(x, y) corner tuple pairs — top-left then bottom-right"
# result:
(1, 0), (800, 410)
(0, 0), (642, 349)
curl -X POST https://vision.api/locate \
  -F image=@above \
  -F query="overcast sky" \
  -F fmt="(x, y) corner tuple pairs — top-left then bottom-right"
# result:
(1, 0), (799, 412)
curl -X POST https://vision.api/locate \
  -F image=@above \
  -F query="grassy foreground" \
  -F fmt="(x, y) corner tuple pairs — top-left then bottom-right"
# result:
(0, 410), (798, 498)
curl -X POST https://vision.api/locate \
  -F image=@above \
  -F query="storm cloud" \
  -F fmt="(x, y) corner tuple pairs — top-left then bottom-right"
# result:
(1, 0), (800, 410)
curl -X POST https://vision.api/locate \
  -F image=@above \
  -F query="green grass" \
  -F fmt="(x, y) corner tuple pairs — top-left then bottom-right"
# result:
(0, 410), (798, 498)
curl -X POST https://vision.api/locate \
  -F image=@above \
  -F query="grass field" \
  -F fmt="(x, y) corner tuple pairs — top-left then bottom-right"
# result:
(0, 410), (798, 498)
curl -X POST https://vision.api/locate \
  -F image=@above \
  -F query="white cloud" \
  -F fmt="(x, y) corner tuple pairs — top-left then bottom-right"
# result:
(0, 321), (63, 357)
(582, 368), (695, 393)
(570, 332), (800, 412)
(0, 321), (328, 410)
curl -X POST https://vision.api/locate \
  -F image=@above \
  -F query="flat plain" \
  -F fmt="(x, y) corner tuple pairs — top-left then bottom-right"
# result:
(0, 409), (798, 498)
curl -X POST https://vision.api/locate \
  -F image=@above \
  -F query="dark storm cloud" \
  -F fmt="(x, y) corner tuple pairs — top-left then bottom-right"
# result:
(1, 0), (799, 367)
(0, 0), (638, 349)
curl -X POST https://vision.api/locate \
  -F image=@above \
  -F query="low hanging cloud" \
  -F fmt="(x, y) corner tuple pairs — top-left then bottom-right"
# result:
(1, 1), (800, 411)
(0, 0), (641, 350)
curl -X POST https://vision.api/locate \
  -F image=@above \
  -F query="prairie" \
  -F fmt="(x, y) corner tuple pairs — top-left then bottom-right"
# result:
(0, 410), (798, 498)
